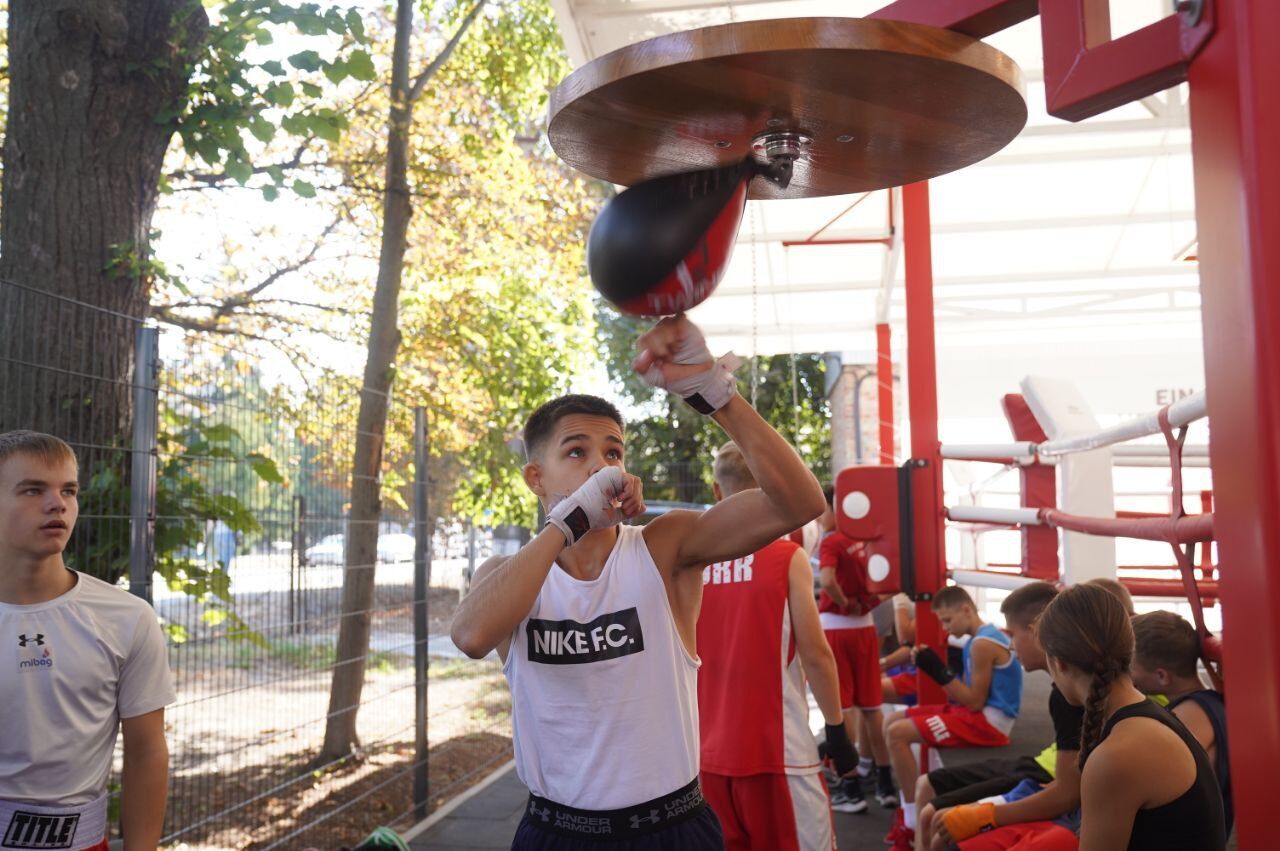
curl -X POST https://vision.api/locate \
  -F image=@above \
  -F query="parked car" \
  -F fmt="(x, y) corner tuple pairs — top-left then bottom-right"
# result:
(303, 532), (418, 566)
(376, 533), (416, 564)
(305, 534), (345, 565)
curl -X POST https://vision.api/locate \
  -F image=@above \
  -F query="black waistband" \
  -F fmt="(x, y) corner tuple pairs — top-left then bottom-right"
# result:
(524, 778), (706, 839)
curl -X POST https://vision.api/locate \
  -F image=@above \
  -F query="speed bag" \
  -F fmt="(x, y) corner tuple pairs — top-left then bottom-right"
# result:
(587, 161), (752, 316)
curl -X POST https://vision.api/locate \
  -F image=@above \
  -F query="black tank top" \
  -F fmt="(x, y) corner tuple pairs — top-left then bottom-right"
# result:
(1098, 699), (1226, 851)
(1168, 689), (1233, 834)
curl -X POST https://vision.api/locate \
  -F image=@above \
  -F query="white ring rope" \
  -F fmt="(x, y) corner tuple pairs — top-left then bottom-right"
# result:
(940, 391), (1207, 464)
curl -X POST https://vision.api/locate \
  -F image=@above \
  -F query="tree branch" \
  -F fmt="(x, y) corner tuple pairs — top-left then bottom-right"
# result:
(168, 139), (315, 188)
(214, 216), (343, 316)
(408, 0), (487, 104)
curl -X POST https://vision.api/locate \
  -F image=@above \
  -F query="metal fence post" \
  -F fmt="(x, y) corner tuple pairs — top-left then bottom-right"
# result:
(129, 326), (159, 603)
(413, 406), (430, 820)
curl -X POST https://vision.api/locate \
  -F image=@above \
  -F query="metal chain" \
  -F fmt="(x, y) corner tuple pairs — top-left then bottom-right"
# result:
(749, 202), (760, 409)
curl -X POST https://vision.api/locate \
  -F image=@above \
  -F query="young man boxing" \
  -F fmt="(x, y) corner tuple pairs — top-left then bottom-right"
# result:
(697, 443), (857, 851)
(451, 315), (826, 850)
(882, 586), (1023, 850)
(0, 431), (175, 851)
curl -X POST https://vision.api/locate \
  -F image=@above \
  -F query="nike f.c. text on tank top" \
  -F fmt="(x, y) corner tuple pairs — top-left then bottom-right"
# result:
(504, 524), (701, 811)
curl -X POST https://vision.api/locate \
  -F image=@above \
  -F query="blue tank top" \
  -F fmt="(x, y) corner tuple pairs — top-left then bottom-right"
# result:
(963, 623), (1022, 718)
(1169, 689), (1232, 834)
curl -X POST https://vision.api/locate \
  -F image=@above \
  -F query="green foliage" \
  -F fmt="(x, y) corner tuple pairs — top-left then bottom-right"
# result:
(233, 639), (403, 674)
(594, 300), (833, 497)
(69, 413), (282, 646)
(105, 236), (190, 295)
(171, 0), (372, 194)
(318, 0), (605, 530)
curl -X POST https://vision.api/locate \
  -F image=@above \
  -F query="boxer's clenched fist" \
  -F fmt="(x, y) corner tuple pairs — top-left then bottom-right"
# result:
(632, 315), (740, 414)
(545, 467), (646, 548)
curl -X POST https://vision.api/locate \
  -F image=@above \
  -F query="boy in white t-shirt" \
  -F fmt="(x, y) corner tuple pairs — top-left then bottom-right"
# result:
(0, 431), (175, 851)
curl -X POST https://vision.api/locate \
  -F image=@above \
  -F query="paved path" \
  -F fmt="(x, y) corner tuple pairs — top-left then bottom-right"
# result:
(409, 673), (1057, 850)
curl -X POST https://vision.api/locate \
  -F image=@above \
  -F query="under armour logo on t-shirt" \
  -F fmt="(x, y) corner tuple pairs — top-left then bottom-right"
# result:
(17, 634), (44, 648)
(527, 608), (644, 665)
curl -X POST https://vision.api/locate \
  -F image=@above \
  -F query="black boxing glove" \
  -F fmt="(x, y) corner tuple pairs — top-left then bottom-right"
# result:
(915, 646), (957, 685)
(824, 722), (859, 778)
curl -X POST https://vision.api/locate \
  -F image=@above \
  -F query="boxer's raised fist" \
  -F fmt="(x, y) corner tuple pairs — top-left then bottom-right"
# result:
(632, 315), (739, 414)
(545, 467), (645, 548)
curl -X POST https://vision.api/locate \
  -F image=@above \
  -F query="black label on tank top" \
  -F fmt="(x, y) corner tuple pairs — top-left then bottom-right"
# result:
(526, 607), (645, 665)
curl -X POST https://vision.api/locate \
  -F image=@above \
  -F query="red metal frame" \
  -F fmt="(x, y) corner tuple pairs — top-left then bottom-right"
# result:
(1039, 0), (1215, 120)
(876, 323), (894, 466)
(866, 0), (1273, 843)
(1000, 393), (1059, 579)
(1185, 1), (1280, 842)
(902, 181), (947, 707)
(873, 0), (1213, 121)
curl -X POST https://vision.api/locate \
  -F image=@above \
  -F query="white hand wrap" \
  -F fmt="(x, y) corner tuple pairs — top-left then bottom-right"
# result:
(639, 322), (741, 414)
(545, 466), (626, 547)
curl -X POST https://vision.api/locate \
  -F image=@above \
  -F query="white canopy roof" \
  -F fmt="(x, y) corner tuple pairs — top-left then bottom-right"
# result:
(550, 0), (1202, 393)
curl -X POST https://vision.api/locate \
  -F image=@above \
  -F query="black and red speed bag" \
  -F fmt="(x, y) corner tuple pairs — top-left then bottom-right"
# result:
(587, 161), (751, 316)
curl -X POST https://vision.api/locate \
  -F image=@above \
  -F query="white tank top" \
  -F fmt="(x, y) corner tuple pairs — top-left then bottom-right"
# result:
(504, 524), (700, 810)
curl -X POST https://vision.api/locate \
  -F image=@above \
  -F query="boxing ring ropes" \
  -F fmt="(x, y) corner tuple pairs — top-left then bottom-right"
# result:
(845, 2), (1276, 846)
(939, 390), (1223, 690)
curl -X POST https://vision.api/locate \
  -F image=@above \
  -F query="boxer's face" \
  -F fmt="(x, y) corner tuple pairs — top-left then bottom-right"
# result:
(1128, 658), (1165, 695)
(1046, 655), (1086, 705)
(934, 603), (973, 638)
(0, 453), (79, 560)
(524, 414), (626, 505)
(1008, 619), (1047, 671)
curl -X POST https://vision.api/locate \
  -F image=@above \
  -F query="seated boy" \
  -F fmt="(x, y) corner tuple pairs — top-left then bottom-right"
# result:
(882, 586), (1023, 850)
(921, 581), (1084, 851)
(1131, 610), (1233, 834)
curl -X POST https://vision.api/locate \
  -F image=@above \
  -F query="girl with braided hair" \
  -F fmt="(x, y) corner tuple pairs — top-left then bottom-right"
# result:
(1036, 583), (1226, 850)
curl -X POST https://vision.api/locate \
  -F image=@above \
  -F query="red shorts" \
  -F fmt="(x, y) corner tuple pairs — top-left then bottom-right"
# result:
(958, 822), (1078, 851)
(702, 771), (835, 851)
(906, 704), (1011, 748)
(889, 671), (917, 698)
(824, 627), (881, 710)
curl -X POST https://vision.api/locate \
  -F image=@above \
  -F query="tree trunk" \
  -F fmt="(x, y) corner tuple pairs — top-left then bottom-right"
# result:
(321, 0), (416, 760)
(0, 0), (206, 580)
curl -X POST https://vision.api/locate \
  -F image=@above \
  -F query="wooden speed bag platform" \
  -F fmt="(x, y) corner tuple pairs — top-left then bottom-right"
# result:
(548, 17), (1027, 199)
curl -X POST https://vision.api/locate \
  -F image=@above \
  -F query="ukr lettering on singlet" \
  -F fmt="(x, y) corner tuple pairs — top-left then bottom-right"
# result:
(527, 607), (644, 665)
(702, 553), (753, 585)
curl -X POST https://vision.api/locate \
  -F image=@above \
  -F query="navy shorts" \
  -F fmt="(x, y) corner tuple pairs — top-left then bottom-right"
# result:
(511, 779), (724, 850)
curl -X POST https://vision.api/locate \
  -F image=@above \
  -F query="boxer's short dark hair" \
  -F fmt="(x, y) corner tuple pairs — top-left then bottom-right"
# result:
(1132, 610), (1200, 677)
(523, 395), (625, 460)
(1001, 581), (1059, 628)
(932, 585), (976, 612)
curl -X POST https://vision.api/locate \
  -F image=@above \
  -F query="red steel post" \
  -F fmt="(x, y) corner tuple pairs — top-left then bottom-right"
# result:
(1187, 2), (1280, 845)
(902, 181), (947, 706)
(876, 322), (895, 466)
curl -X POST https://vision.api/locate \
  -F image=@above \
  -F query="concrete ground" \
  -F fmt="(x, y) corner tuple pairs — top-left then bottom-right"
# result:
(409, 673), (1056, 850)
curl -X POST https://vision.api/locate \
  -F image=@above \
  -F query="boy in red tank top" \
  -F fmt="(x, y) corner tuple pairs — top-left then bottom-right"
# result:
(817, 487), (898, 812)
(698, 443), (858, 851)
